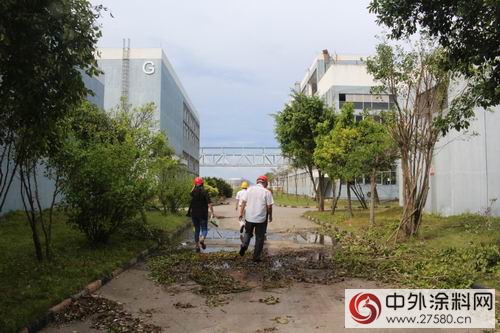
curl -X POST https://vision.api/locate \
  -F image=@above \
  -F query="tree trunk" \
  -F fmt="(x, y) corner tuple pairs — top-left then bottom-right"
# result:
(19, 163), (44, 262)
(373, 183), (380, 205)
(30, 221), (44, 261)
(331, 181), (342, 215)
(370, 170), (376, 225)
(317, 172), (325, 211)
(346, 182), (353, 218)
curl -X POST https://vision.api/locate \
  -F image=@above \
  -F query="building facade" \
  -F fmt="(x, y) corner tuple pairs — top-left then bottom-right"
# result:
(97, 47), (200, 173)
(424, 82), (500, 216)
(281, 50), (399, 201)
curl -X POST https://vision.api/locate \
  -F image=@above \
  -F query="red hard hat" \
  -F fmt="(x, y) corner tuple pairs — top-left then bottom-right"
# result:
(194, 177), (204, 185)
(257, 175), (268, 183)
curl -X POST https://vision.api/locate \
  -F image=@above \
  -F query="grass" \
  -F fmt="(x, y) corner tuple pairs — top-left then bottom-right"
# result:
(0, 210), (188, 333)
(273, 192), (377, 209)
(273, 193), (318, 207)
(305, 205), (500, 290)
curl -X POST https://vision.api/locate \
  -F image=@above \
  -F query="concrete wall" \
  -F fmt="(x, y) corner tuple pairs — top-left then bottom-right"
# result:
(278, 169), (399, 201)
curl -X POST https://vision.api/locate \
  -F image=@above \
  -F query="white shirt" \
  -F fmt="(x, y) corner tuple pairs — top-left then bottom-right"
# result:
(240, 184), (274, 223)
(235, 189), (246, 206)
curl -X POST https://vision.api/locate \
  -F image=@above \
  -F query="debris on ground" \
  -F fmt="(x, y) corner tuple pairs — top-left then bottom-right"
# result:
(271, 315), (292, 325)
(148, 248), (339, 304)
(256, 327), (279, 332)
(259, 295), (280, 305)
(173, 301), (196, 309)
(205, 294), (232, 307)
(53, 295), (162, 332)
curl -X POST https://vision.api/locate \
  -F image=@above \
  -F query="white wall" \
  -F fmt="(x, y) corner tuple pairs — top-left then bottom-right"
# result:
(317, 63), (376, 97)
(426, 105), (500, 216)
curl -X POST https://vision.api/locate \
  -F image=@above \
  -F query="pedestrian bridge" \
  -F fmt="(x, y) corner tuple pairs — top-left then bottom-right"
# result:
(199, 147), (289, 167)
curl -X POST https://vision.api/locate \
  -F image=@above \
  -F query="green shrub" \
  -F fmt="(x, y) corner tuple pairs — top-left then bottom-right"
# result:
(156, 163), (192, 214)
(55, 102), (165, 243)
(205, 177), (232, 198)
(205, 184), (219, 199)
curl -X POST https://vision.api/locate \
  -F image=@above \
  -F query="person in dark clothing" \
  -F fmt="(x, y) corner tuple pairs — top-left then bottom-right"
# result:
(189, 177), (215, 252)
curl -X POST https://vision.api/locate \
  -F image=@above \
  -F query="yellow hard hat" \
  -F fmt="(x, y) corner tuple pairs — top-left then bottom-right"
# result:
(241, 181), (249, 189)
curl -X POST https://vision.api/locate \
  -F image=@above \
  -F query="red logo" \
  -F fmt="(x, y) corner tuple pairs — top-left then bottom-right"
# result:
(349, 292), (382, 324)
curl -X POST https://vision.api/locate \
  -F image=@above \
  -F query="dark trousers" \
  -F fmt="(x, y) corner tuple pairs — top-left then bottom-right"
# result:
(192, 217), (208, 243)
(242, 221), (268, 260)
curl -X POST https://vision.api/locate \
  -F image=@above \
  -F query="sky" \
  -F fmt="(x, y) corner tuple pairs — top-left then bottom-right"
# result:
(91, 0), (384, 180)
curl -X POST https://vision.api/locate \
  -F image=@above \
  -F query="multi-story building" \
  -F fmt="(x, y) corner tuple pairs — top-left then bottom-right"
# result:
(285, 49), (500, 216)
(97, 44), (200, 173)
(281, 50), (398, 200)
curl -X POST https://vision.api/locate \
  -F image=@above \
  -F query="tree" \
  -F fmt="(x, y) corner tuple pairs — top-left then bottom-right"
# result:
(357, 114), (399, 224)
(274, 92), (334, 211)
(315, 103), (364, 217)
(55, 102), (163, 243)
(156, 162), (192, 214)
(205, 177), (233, 199)
(366, 42), (466, 238)
(0, 0), (103, 260)
(368, 0), (498, 131)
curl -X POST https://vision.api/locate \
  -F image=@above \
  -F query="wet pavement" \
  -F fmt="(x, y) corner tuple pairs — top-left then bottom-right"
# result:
(43, 200), (483, 333)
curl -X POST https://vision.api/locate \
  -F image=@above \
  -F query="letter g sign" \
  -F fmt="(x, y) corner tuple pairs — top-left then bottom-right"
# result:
(143, 61), (155, 75)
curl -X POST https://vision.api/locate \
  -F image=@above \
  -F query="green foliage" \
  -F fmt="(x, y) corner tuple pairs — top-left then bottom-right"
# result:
(204, 177), (233, 198)
(0, 209), (186, 332)
(356, 112), (399, 173)
(274, 92), (334, 171)
(314, 103), (362, 182)
(366, 41), (457, 236)
(0, 0), (103, 156)
(156, 163), (192, 214)
(309, 208), (500, 290)
(204, 184), (219, 199)
(55, 102), (167, 243)
(368, 0), (499, 111)
(0, 0), (104, 261)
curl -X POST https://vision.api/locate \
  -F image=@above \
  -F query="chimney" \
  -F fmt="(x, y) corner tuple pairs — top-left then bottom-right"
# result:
(322, 49), (330, 62)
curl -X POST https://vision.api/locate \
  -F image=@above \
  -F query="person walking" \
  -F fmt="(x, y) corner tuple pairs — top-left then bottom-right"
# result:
(235, 181), (249, 236)
(238, 175), (273, 262)
(189, 177), (215, 253)
(235, 181), (249, 211)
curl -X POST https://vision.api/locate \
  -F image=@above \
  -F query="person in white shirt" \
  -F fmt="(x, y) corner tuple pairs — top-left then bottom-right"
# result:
(238, 175), (274, 262)
(235, 181), (249, 237)
(235, 181), (249, 211)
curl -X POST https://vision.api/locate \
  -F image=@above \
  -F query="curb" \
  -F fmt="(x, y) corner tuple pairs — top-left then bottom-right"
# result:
(20, 220), (192, 333)
(276, 204), (317, 209)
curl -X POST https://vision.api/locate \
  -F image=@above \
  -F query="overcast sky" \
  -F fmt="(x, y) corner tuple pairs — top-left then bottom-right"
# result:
(91, 0), (384, 180)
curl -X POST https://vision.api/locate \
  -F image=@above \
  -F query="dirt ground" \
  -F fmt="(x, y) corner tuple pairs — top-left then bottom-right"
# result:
(43, 201), (483, 333)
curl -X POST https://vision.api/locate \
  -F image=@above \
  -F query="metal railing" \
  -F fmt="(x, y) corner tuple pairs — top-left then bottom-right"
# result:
(199, 147), (289, 167)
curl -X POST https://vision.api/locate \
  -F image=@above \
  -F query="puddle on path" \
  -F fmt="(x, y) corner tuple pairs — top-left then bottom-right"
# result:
(177, 226), (334, 253)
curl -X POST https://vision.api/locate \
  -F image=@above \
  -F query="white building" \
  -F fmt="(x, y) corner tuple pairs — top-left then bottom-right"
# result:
(281, 50), (399, 201)
(425, 82), (500, 216)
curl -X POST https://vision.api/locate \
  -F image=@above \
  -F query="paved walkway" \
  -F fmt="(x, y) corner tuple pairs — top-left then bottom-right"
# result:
(44, 201), (481, 333)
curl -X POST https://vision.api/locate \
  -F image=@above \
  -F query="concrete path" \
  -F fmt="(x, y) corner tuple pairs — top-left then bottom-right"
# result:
(44, 201), (482, 333)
